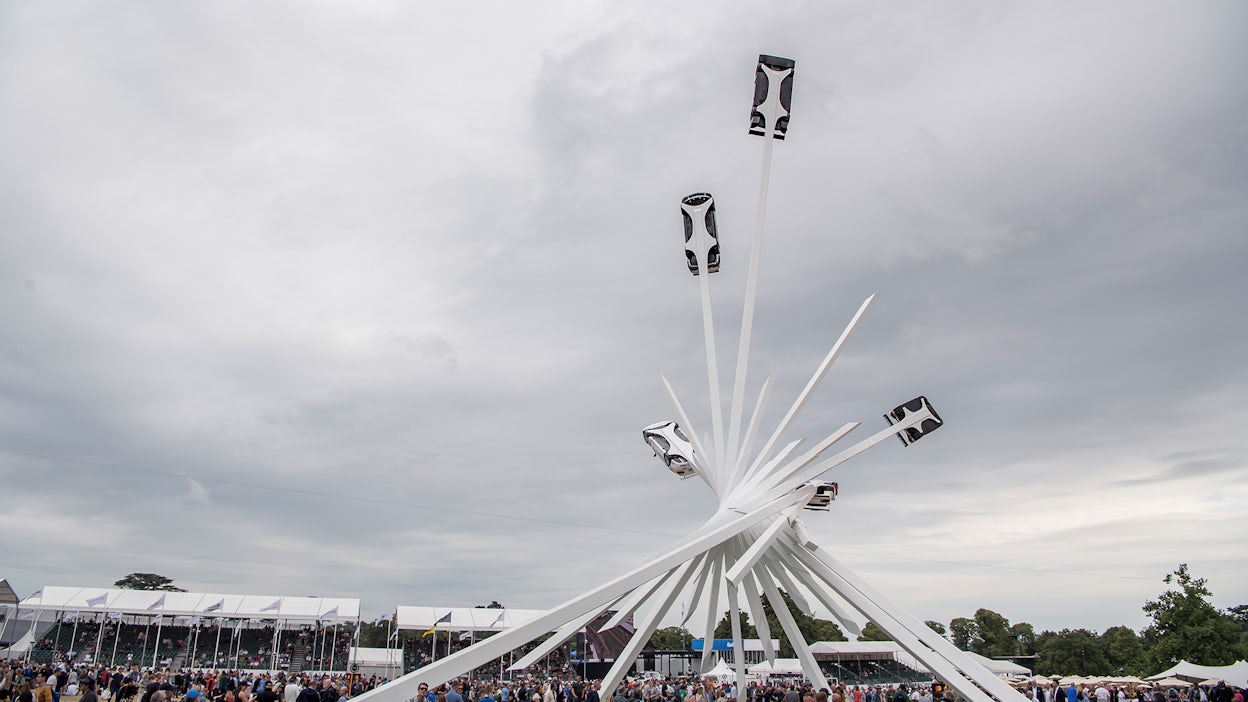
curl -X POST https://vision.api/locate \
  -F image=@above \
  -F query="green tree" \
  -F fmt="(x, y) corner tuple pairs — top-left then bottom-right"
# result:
(1141, 564), (1245, 669)
(858, 622), (890, 641)
(113, 573), (186, 592)
(949, 617), (976, 651)
(924, 620), (947, 637)
(1011, 623), (1037, 656)
(1035, 628), (1108, 676)
(972, 609), (1014, 657)
(647, 626), (691, 650)
(1101, 626), (1144, 675)
(1228, 605), (1248, 649)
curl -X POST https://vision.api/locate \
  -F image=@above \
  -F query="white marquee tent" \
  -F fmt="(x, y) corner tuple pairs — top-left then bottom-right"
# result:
(1147, 660), (1248, 685)
(18, 586), (359, 621)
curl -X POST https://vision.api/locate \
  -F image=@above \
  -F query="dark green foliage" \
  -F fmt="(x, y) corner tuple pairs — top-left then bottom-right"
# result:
(1101, 626), (1145, 675)
(647, 626), (691, 650)
(1141, 564), (1246, 669)
(858, 622), (891, 641)
(1035, 628), (1109, 675)
(113, 573), (186, 592)
(949, 617), (976, 651)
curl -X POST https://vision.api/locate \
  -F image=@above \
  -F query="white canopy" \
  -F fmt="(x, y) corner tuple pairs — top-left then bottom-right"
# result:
(18, 585), (359, 622)
(1147, 660), (1248, 685)
(704, 658), (737, 681)
(395, 606), (543, 632)
(748, 659), (805, 676)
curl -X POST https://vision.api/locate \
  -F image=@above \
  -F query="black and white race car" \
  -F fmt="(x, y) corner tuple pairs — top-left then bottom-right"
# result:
(680, 192), (720, 275)
(642, 420), (697, 478)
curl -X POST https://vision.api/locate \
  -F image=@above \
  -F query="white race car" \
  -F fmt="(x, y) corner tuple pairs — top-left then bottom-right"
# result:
(642, 420), (697, 478)
(680, 192), (721, 275)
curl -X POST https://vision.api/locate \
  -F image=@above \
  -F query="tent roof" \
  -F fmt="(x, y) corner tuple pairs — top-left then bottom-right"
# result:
(0, 580), (18, 607)
(18, 585), (358, 622)
(395, 606), (544, 632)
(349, 647), (401, 667)
(1147, 661), (1248, 684)
(705, 658), (736, 680)
(748, 659), (804, 675)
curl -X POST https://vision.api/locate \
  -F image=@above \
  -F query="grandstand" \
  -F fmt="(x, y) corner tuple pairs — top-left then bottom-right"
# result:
(5, 585), (358, 672)
(810, 642), (932, 686)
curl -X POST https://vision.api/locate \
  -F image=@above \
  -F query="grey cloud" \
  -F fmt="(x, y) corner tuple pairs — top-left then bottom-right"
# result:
(1, 1), (1245, 630)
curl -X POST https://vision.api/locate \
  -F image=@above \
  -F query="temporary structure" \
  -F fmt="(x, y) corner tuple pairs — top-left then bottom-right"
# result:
(705, 658), (737, 682)
(1147, 661), (1248, 685)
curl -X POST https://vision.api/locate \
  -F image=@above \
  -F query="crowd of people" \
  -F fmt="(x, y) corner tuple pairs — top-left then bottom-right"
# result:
(1019, 682), (1244, 702)
(0, 658), (1244, 702)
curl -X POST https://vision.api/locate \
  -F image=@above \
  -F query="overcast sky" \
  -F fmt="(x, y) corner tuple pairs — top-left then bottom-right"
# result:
(2, 1), (1246, 640)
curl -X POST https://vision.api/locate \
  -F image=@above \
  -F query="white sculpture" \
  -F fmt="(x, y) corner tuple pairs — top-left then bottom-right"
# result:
(354, 54), (1026, 702)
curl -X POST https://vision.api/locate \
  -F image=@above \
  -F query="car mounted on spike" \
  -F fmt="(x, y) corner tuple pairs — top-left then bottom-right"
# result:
(680, 192), (720, 275)
(749, 54), (795, 140)
(642, 420), (697, 478)
(884, 396), (944, 446)
(802, 481), (839, 511)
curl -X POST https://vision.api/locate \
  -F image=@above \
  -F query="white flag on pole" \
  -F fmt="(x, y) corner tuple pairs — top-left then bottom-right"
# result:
(148, 595), (166, 611)
(318, 605), (338, 620)
(26, 588), (43, 602)
(490, 611), (506, 628)
(259, 598), (282, 613)
(86, 593), (108, 607)
(202, 599), (224, 613)
(108, 612), (124, 621)
(18, 610), (36, 620)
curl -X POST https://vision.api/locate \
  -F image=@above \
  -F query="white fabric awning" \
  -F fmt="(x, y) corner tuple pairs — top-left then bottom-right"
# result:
(704, 658), (736, 681)
(1147, 660), (1248, 684)
(17, 585), (359, 622)
(395, 606), (543, 632)
(748, 659), (804, 675)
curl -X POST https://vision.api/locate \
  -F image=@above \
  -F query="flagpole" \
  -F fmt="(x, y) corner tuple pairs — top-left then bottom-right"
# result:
(141, 617), (150, 665)
(27, 607), (44, 664)
(328, 622), (338, 673)
(270, 620), (278, 672)
(151, 613), (164, 668)
(192, 621), (201, 668)
(53, 609), (65, 661)
(110, 616), (122, 666)
(93, 612), (104, 663)
(213, 621), (223, 669)
(68, 613), (80, 662)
